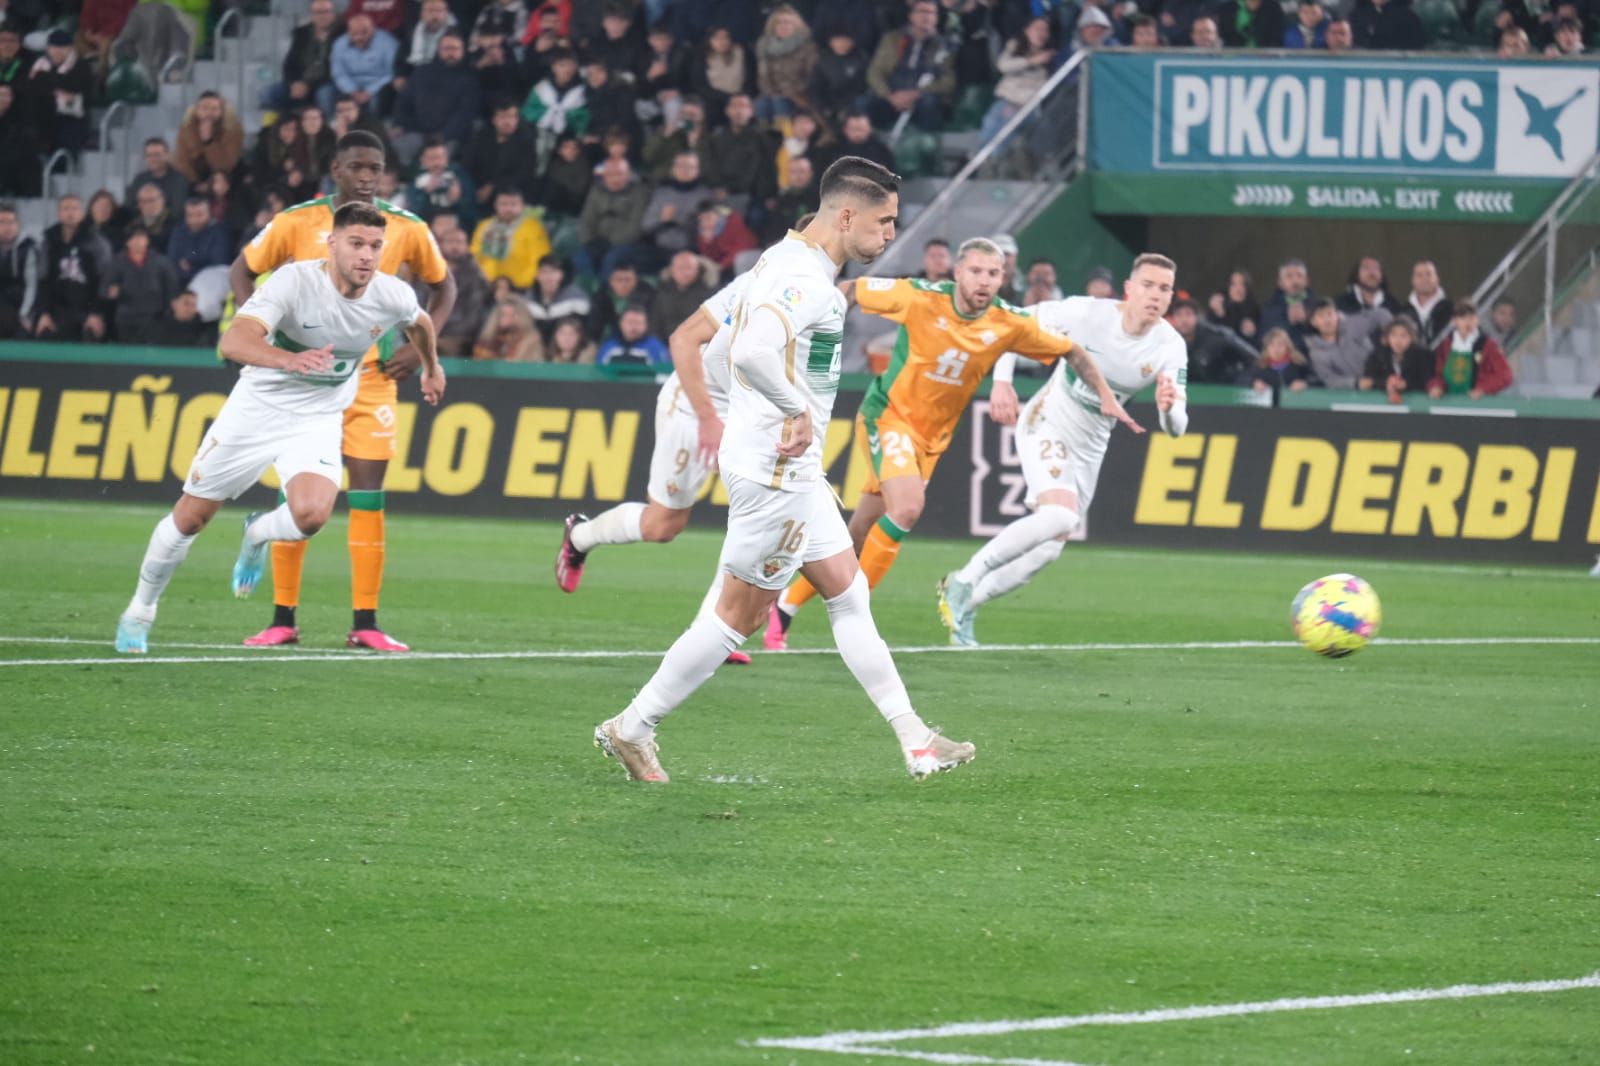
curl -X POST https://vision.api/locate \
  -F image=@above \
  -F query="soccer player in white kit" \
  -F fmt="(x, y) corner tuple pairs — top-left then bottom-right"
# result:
(593, 157), (977, 783)
(113, 203), (444, 653)
(938, 253), (1188, 646)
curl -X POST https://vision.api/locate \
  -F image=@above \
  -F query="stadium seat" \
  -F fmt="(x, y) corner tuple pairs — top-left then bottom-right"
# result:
(893, 129), (942, 179)
(948, 85), (995, 133)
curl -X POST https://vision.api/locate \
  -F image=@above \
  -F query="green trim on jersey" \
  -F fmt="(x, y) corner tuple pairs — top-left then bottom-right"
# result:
(281, 195), (332, 214)
(273, 330), (368, 384)
(374, 198), (426, 225)
(859, 325), (911, 428)
(805, 328), (843, 393)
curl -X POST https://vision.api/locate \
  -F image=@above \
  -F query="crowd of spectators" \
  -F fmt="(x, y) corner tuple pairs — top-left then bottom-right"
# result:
(0, 0), (1594, 356)
(1166, 253), (1518, 400)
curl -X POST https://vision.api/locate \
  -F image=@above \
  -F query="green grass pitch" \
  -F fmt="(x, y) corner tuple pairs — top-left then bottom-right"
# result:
(2, 498), (1596, 1065)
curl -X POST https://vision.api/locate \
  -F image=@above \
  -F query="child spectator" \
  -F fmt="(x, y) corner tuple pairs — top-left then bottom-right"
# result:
(1306, 298), (1390, 389)
(547, 314), (597, 364)
(1244, 327), (1318, 393)
(1360, 317), (1433, 399)
(474, 297), (545, 361)
(1428, 301), (1513, 399)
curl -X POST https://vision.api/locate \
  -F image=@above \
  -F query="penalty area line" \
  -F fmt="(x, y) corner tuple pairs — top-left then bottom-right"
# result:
(753, 972), (1600, 1063)
(0, 635), (1595, 669)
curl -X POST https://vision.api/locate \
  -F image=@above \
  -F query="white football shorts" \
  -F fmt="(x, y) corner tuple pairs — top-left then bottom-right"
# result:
(721, 473), (853, 590)
(183, 386), (343, 501)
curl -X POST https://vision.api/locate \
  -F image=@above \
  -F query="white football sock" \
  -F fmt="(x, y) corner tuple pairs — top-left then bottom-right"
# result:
(245, 503), (312, 546)
(571, 501), (646, 554)
(616, 614), (746, 742)
(971, 540), (1064, 608)
(954, 504), (1078, 586)
(693, 566), (726, 624)
(127, 514), (197, 615)
(824, 571), (930, 751)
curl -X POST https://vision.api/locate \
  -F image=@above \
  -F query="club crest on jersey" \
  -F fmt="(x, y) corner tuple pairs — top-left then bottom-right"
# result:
(980, 330), (997, 346)
(934, 316), (949, 331)
(370, 325), (383, 338)
(1140, 363), (1154, 378)
(761, 556), (788, 579)
(1049, 466), (1062, 478)
(666, 480), (681, 497)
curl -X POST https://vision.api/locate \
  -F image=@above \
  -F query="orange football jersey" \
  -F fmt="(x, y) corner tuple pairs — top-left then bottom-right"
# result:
(855, 277), (1072, 453)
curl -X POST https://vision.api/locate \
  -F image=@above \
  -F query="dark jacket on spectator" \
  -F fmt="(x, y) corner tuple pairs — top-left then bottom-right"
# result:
(1335, 282), (1406, 318)
(527, 281), (591, 341)
(1349, 0), (1425, 49)
(1216, 0), (1286, 47)
(126, 167), (189, 215)
(638, 40), (690, 100)
(104, 248), (179, 341)
(597, 332), (671, 368)
(1261, 286), (1318, 350)
(283, 21), (340, 90)
(866, 27), (956, 105)
(583, 78), (640, 144)
(672, 0), (761, 46)
(394, 55), (481, 145)
(643, 178), (713, 254)
(1185, 320), (1259, 384)
(578, 177), (650, 249)
(816, 133), (896, 175)
(38, 222), (103, 327)
(650, 270), (714, 342)
(1361, 342), (1433, 392)
(432, 252), (492, 357)
(809, 42), (870, 121)
(1408, 290), (1453, 347)
(166, 221), (231, 285)
(538, 143), (593, 218)
(467, 121), (539, 200)
(0, 233), (39, 336)
(643, 125), (714, 181)
(0, 91), (40, 196)
(152, 309), (219, 348)
(708, 123), (773, 199)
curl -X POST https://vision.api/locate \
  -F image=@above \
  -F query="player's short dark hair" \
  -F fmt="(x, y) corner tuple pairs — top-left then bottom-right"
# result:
(333, 202), (387, 231)
(336, 130), (385, 157)
(1132, 252), (1177, 275)
(819, 155), (900, 207)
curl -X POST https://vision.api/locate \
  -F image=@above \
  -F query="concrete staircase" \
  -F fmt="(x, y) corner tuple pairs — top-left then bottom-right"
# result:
(1508, 269), (1600, 398)
(18, 2), (295, 237)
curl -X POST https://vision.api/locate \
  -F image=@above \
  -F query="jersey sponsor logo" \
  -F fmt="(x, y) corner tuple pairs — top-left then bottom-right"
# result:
(779, 285), (804, 310)
(923, 347), (971, 387)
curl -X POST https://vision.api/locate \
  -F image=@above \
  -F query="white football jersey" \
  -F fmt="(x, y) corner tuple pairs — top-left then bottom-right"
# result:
(720, 233), (846, 492)
(1032, 296), (1187, 430)
(662, 270), (749, 420)
(232, 260), (423, 415)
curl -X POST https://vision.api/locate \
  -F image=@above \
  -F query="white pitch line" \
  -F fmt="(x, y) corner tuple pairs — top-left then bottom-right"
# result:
(1, 635), (1597, 669)
(753, 973), (1600, 1060)
(0, 635), (276, 651)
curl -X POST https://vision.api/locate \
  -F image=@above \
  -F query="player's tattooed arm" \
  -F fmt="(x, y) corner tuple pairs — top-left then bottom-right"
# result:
(219, 318), (332, 373)
(403, 311), (446, 405)
(1066, 346), (1145, 435)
